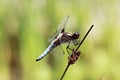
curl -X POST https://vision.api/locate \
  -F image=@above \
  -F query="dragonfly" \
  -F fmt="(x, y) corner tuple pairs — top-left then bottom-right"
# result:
(36, 16), (80, 61)
(60, 25), (94, 80)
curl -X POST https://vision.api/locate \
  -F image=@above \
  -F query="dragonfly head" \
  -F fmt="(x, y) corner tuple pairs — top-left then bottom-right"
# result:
(72, 32), (80, 39)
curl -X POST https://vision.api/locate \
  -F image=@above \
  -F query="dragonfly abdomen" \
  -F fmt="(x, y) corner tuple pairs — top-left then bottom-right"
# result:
(36, 42), (54, 61)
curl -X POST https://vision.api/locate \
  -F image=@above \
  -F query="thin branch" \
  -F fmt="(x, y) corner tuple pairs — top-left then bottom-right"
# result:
(76, 25), (94, 51)
(60, 25), (94, 80)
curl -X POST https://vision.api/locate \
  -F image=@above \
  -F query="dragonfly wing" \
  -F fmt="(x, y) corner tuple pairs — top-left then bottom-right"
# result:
(50, 45), (65, 60)
(48, 30), (58, 42)
(48, 16), (69, 43)
(57, 16), (69, 33)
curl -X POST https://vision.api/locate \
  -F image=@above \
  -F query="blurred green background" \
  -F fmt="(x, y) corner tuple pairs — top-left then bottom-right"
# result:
(0, 0), (120, 80)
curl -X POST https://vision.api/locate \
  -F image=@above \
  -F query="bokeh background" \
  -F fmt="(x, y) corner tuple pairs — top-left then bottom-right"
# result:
(0, 0), (120, 80)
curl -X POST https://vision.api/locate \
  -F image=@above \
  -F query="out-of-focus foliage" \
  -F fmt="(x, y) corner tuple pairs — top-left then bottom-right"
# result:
(0, 0), (120, 80)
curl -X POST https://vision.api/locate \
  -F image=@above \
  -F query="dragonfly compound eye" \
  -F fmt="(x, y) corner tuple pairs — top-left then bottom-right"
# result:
(72, 32), (80, 39)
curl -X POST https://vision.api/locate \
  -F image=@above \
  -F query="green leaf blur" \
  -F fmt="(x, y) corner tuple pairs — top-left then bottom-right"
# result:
(0, 0), (120, 80)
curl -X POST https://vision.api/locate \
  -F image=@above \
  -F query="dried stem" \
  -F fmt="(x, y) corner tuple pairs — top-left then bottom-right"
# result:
(60, 25), (94, 80)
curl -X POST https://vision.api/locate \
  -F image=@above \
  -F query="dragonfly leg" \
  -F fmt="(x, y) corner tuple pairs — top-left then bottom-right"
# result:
(77, 40), (80, 44)
(72, 40), (80, 46)
(66, 41), (73, 55)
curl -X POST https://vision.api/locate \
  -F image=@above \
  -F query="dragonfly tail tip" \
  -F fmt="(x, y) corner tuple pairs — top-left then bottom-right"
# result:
(35, 59), (40, 62)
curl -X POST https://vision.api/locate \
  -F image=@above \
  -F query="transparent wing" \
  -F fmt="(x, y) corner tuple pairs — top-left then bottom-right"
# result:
(48, 30), (58, 42)
(48, 16), (70, 42)
(49, 45), (65, 59)
(57, 16), (69, 33)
